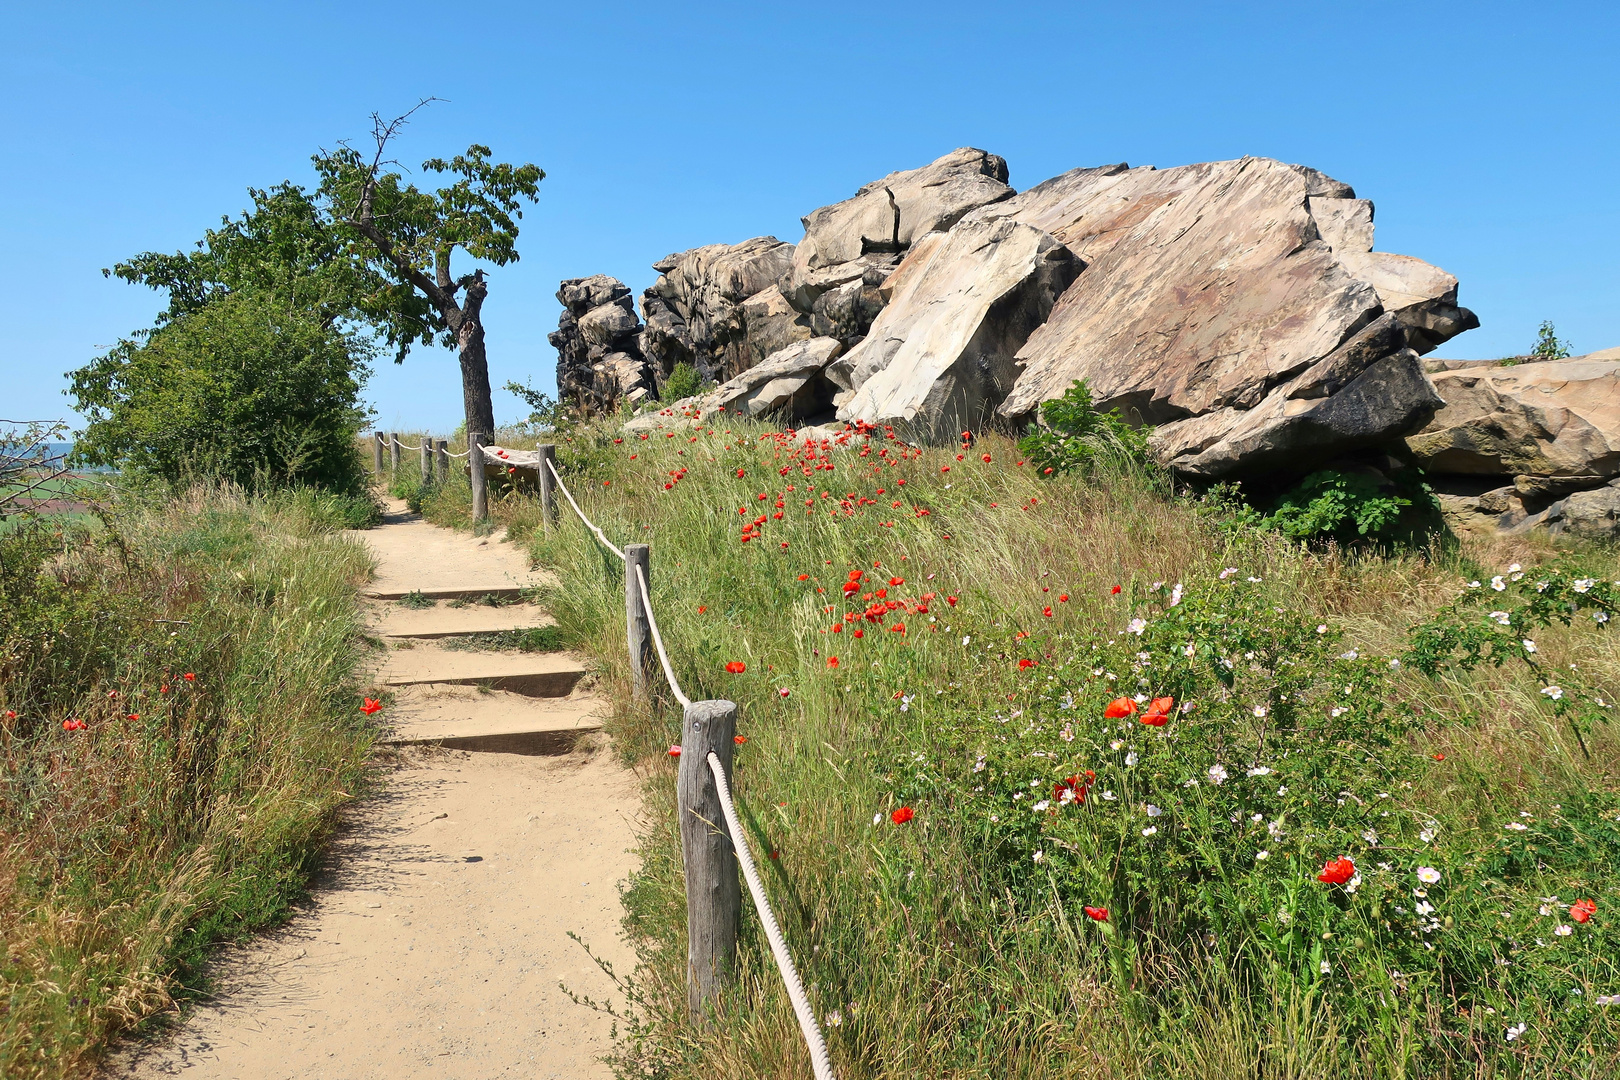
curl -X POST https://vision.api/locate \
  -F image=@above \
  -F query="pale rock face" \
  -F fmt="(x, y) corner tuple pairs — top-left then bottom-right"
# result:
(833, 218), (1080, 444)
(551, 275), (651, 415)
(1409, 359), (1620, 481)
(623, 337), (845, 434)
(786, 148), (1013, 311)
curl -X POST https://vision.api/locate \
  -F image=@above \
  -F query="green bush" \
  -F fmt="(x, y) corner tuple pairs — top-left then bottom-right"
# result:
(1018, 379), (1153, 477)
(660, 361), (704, 403)
(1216, 468), (1441, 548)
(67, 290), (375, 494)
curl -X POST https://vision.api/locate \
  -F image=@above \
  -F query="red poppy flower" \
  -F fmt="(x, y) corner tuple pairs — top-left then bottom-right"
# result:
(798, 574), (809, 581)
(183, 672), (196, 681)
(891, 806), (914, 824)
(697, 605), (707, 614)
(1083, 906), (1109, 922)
(1432, 753), (1445, 761)
(736, 468), (745, 478)
(1058, 594), (1069, 602)
(778, 687), (790, 698)
(724, 661), (747, 674)
(888, 576), (904, 586)
(981, 454), (992, 463)
(853, 629), (865, 638)
(1104, 697), (1138, 719)
(890, 623), (905, 633)
(361, 697), (384, 716)
(1043, 467), (1055, 474)
(1043, 606), (1053, 617)
(1110, 585), (1122, 595)
(667, 745), (682, 757)
(827, 657), (840, 668)
(734, 735), (748, 745)
(1138, 696), (1174, 726)
(1018, 658), (1038, 670)
(1316, 857), (1356, 886)
(1571, 898), (1597, 924)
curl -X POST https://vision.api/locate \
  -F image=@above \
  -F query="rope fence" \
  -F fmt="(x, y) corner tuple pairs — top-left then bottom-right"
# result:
(511, 439), (836, 1077)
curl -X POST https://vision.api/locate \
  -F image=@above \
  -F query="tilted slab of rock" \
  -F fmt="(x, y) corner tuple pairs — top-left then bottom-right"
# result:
(551, 275), (651, 415)
(981, 156), (1471, 476)
(786, 148), (1013, 312)
(622, 337), (844, 435)
(1407, 358), (1620, 481)
(833, 218), (1079, 443)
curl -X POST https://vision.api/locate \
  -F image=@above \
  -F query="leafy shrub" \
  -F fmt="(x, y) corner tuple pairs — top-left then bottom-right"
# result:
(1018, 379), (1153, 477)
(1531, 321), (1574, 362)
(1225, 468), (1441, 547)
(67, 290), (375, 494)
(660, 361), (704, 403)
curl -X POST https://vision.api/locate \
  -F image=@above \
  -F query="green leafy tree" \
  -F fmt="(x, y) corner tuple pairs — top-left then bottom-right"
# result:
(313, 103), (544, 443)
(68, 291), (374, 492)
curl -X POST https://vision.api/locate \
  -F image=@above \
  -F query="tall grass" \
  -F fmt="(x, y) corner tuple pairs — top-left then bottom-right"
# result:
(0, 486), (377, 1078)
(421, 417), (1620, 1078)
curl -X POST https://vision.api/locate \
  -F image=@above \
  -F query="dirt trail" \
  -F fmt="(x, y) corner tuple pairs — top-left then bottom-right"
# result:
(105, 503), (639, 1079)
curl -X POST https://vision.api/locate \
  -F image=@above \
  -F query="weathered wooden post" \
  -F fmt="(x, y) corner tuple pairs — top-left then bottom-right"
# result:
(624, 545), (654, 702)
(420, 439), (432, 486)
(435, 439), (449, 485)
(536, 443), (558, 532)
(372, 432), (384, 477)
(469, 433), (489, 523)
(677, 699), (740, 1021)
(389, 433), (402, 475)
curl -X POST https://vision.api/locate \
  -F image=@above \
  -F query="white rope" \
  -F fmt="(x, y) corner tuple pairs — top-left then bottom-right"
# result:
(634, 562), (690, 708)
(445, 449), (470, 458)
(705, 752), (837, 1080)
(546, 458), (625, 559)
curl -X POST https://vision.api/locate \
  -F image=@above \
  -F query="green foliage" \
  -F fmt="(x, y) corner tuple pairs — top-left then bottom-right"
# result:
(1226, 469), (1439, 547)
(660, 361), (705, 403)
(0, 490), (373, 1070)
(1405, 562), (1615, 752)
(504, 379), (570, 433)
(67, 291), (374, 493)
(962, 576), (1619, 1049)
(1018, 379), (1153, 476)
(104, 181), (434, 361)
(1531, 320), (1574, 362)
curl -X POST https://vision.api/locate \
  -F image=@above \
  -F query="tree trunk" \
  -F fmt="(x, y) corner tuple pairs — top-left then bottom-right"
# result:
(456, 277), (496, 442)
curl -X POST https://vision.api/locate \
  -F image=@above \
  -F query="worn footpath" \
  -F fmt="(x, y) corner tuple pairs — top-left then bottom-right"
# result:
(104, 502), (638, 1079)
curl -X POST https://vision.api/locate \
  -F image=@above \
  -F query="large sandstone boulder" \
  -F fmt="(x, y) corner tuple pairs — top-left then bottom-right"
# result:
(832, 219), (1080, 443)
(1409, 358), (1620, 482)
(551, 274), (653, 414)
(623, 337), (845, 434)
(982, 157), (1472, 475)
(785, 148), (1014, 312)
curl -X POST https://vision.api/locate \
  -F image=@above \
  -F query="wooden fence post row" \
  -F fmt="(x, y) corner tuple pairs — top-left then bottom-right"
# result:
(677, 698), (741, 1022)
(420, 440), (432, 486)
(624, 544), (653, 703)
(389, 432), (402, 474)
(537, 443), (558, 532)
(470, 433), (489, 523)
(435, 439), (448, 485)
(372, 431), (384, 476)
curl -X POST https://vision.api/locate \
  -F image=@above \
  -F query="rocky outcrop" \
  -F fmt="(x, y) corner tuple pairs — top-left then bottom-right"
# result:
(989, 157), (1471, 477)
(1412, 356), (1620, 538)
(550, 275), (653, 414)
(562, 149), (1478, 480)
(832, 219), (1080, 443)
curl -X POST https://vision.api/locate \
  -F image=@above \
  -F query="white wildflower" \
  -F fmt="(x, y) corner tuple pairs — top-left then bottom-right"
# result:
(1247, 765), (1273, 777)
(1032, 800), (1050, 812)
(1032, 850), (1044, 863)
(1541, 685), (1563, 700)
(1124, 752), (1139, 767)
(1488, 611), (1511, 625)
(1208, 764), (1229, 785)
(1505, 1022), (1526, 1041)
(1507, 821), (1529, 831)
(1169, 583), (1184, 606)
(1255, 850), (1269, 861)
(1142, 826), (1158, 837)
(1491, 576), (1506, 591)
(1555, 924), (1573, 937)
(1417, 866), (1441, 884)
(1145, 804), (1163, 817)
(1219, 567), (1239, 579)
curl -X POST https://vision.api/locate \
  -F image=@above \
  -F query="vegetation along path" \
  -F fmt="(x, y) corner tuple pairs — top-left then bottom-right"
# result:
(107, 501), (637, 1079)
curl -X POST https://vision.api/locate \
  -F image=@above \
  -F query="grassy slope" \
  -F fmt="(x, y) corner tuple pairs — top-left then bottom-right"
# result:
(419, 418), (1620, 1079)
(0, 487), (377, 1079)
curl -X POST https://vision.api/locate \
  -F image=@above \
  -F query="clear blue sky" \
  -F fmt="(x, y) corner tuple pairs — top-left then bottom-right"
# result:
(4, 0), (1616, 434)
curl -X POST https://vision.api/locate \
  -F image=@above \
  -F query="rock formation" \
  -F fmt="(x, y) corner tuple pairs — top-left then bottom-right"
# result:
(1409, 355), (1620, 538)
(549, 275), (652, 415)
(554, 149), (1479, 482)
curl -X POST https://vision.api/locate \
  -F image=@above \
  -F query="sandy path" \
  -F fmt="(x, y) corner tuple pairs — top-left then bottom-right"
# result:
(104, 504), (640, 1079)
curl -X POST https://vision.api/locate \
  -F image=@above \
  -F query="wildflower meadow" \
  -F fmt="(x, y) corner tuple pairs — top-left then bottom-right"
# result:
(416, 411), (1620, 1079)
